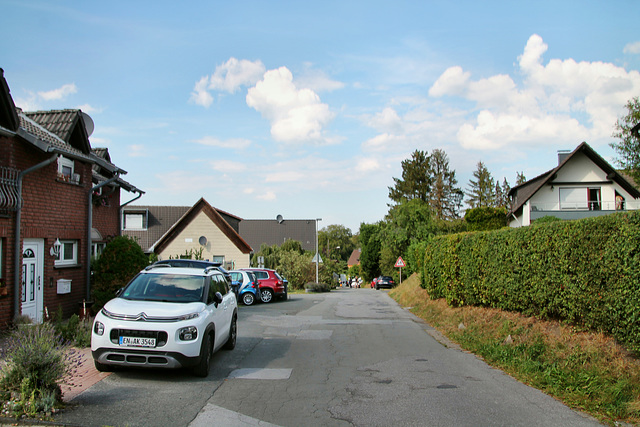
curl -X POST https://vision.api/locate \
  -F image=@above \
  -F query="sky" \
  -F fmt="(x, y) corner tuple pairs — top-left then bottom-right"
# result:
(2, 1), (640, 232)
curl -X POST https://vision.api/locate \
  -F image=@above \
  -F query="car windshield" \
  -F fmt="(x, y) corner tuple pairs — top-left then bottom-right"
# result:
(121, 273), (205, 303)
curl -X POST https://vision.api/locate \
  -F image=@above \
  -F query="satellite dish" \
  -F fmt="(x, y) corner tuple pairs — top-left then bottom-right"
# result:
(81, 112), (94, 137)
(198, 236), (207, 246)
(276, 214), (284, 224)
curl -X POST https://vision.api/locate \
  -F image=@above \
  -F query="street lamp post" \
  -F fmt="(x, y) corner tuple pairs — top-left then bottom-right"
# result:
(315, 218), (322, 283)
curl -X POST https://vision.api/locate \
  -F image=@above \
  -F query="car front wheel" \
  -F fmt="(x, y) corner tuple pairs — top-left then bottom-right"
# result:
(260, 288), (274, 303)
(192, 333), (212, 377)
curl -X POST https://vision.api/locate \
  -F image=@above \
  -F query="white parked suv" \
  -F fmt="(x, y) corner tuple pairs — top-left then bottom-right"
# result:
(91, 265), (237, 377)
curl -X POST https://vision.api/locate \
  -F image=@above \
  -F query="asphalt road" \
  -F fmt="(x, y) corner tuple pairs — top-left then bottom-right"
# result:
(57, 288), (602, 427)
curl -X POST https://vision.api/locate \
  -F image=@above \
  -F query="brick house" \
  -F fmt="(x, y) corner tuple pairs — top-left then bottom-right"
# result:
(0, 69), (142, 326)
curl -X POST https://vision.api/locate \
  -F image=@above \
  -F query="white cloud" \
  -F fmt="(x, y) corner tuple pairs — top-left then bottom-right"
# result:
(428, 66), (470, 97)
(295, 64), (345, 92)
(623, 41), (640, 55)
(265, 170), (304, 183)
(257, 190), (276, 201)
(191, 58), (265, 107)
(190, 76), (213, 107)
(77, 103), (101, 113)
(210, 160), (247, 172)
(192, 136), (251, 149)
(367, 107), (404, 134)
(427, 33), (640, 150)
(128, 144), (146, 157)
(246, 67), (335, 144)
(38, 83), (77, 101)
(209, 58), (265, 93)
(355, 157), (380, 172)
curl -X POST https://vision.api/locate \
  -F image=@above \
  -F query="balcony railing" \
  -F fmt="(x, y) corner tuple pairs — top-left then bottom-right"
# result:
(530, 200), (640, 212)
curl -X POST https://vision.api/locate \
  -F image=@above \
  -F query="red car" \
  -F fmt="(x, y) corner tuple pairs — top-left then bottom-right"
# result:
(240, 268), (287, 303)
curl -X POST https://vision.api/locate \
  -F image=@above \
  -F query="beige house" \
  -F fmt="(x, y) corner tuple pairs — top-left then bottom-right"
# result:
(149, 198), (252, 269)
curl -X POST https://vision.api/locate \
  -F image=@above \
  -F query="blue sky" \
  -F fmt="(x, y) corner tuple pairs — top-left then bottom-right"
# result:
(2, 1), (640, 232)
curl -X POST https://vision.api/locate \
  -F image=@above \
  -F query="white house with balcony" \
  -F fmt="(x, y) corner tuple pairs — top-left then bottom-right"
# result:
(508, 142), (640, 227)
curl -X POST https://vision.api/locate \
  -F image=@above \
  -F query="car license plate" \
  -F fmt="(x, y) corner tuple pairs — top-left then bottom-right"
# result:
(119, 336), (156, 347)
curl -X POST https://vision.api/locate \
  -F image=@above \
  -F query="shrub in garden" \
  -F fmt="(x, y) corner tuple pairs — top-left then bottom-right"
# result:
(92, 235), (148, 310)
(304, 282), (331, 293)
(0, 321), (81, 417)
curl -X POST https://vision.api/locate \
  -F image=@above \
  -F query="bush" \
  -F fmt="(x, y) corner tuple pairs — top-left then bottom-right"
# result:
(304, 282), (331, 293)
(421, 211), (640, 354)
(53, 308), (91, 348)
(0, 322), (82, 417)
(92, 236), (148, 310)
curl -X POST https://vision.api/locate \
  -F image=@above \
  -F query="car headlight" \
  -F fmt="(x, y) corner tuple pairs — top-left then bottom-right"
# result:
(179, 326), (198, 341)
(178, 312), (200, 321)
(94, 321), (105, 336)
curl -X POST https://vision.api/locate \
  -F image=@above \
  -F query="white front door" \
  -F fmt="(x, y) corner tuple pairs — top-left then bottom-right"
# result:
(22, 239), (44, 322)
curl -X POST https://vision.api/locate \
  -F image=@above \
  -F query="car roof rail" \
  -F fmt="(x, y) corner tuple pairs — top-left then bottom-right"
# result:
(204, 266), (220, 274)
(145, 264), (172, 271)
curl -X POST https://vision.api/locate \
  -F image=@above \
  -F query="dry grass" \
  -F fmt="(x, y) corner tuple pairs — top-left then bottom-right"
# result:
(389, 274), (640, 426)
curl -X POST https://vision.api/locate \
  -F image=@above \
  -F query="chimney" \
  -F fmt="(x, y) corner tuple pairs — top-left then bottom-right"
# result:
(557, 150), (571, 166)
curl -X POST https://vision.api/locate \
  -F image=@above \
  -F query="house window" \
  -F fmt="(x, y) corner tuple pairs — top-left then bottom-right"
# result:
(123, 212), (147, 230)
(588, 188), (601, 211)
(55, 240), (78, 266)
(91, 242), (106, 259)
(212, 255), (225, 264)
(559, 187), (588, 210)
(57, 156), (74, 179)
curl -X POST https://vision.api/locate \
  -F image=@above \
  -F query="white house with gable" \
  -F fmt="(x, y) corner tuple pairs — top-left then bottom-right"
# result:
(508, 142), (640, 227)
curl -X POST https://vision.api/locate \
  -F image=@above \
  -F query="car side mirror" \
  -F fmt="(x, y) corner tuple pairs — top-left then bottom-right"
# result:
(115, 287), (124, 297)
(213, 291), (223, 306)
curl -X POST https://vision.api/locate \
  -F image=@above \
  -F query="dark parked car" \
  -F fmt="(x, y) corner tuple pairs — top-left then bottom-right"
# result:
(375, 276), (395, 290)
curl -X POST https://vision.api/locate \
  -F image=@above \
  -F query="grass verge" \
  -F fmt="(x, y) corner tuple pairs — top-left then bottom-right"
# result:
(389, 273), (640, 426)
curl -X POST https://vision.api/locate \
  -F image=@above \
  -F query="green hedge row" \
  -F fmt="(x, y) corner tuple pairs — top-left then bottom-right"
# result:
(422, 211), (640, 353)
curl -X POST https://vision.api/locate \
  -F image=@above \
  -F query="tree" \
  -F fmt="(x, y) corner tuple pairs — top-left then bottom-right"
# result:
(92, 236), (148, 310)
(466, 161), (495, 208)
(359, 222), (382, 281)
(379, 199), (436, 276)
(495, 177), (511, 209)
(516, 171), (527, 185)
(388, 149), (432, 204)
(611, 97), (640, 183)
(430, 149), (463, 220)
(318, 224), (355, 262)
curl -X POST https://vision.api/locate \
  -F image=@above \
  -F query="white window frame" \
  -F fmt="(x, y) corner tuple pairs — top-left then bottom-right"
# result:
(559, 187), (588, 210)
(91, 242), (106, 259)
(123, 212), (148, 230)
(55, 240), (78, 267)
(57, 156), (75, 178)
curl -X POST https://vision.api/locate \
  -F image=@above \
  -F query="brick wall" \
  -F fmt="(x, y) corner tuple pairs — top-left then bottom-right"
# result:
(0, 134), (122, 325)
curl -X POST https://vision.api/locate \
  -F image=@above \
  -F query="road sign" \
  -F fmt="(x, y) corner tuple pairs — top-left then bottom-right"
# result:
(395, 257), (406, 268)
(312, 253), (323, 263)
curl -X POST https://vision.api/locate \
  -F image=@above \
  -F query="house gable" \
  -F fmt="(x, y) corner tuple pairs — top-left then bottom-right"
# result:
(152, 198), (252, 256)
(508, 142), (640, 227)
(0, 68), (19, 132)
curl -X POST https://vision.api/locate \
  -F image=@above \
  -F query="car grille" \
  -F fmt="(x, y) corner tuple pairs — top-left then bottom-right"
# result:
(110, 329), (168, 346)
(102, 308), (188, 322)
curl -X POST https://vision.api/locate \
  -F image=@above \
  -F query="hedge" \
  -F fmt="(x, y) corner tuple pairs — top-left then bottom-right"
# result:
(421, 210), (640, 353)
